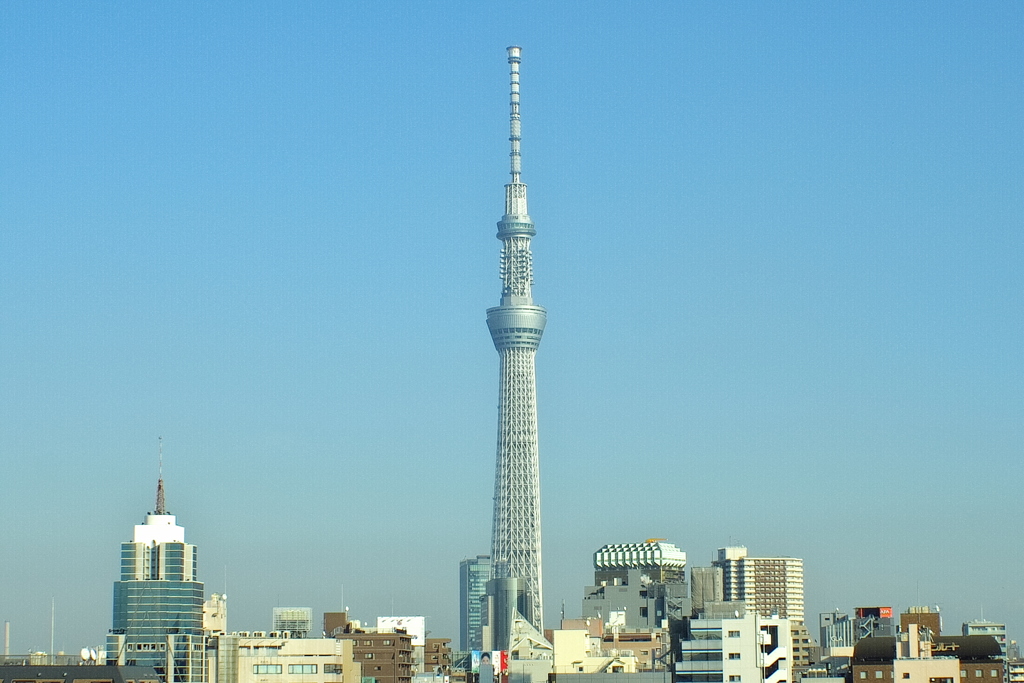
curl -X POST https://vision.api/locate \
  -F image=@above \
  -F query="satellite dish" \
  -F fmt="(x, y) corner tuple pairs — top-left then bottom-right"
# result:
(81, 648), (91, 661)
(90, 648), (98, 661)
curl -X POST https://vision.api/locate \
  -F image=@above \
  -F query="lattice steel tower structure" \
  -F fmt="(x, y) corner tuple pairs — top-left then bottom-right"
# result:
(486, 45), (546, 633)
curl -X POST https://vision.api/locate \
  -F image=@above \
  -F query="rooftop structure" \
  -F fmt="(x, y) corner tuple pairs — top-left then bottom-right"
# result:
(272, 608), (312, 638)
(593, 540), (687, 583)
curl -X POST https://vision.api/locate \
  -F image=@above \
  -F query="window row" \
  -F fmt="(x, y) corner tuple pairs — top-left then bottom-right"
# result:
(252, 665), (323, 674)
(858, 673), (999, 680)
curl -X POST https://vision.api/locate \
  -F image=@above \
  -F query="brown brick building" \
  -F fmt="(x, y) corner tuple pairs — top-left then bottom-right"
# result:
(852, 632), (1004, 683)
(324, 612), (413, 683)
(423, 639), (452, 674)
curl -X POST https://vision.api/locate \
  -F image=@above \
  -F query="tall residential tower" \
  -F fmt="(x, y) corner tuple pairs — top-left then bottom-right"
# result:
(713, 546), (805, 623)
(486, 45), (547, 637)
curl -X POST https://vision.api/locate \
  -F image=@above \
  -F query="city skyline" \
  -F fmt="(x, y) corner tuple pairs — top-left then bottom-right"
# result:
(1, 1), (1022, 656)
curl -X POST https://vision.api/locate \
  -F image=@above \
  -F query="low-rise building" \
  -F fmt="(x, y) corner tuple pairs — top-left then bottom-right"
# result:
(851, 626), (1004, 683)
(674, 613), (794, 683)
(207, 633), (361, 683)
(0, 664), (160, 683)
(550, 630), (639, 675)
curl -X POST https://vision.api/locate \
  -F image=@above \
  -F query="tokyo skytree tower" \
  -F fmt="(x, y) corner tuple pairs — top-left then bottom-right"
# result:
(486, 45), (546, 632)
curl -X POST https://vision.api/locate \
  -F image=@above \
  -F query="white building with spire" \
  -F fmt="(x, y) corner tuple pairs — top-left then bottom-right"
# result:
(485, 45), (548, 650)
(106, 456), (207, 683)
(481, 48), (554, 683)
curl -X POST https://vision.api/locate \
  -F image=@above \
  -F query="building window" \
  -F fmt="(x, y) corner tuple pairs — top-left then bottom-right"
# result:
(961, 672), (967, 678)
(729, 653), (741, 660)
(253, 665), (283, 674)
(877, 672), (884, 679)
(728, 631), (740, 638)
(976, 672), (983, 678)
(904, 675), (910, 679)
(730, 677), (741, 682)
(324, 665), (343, 674)
(365, 653), (375, 659)
(693, 629), (723, 641)
(861, 673), (868, 679)
(682, 652), (723, 662)
(288, 665), (317, 674)
(382, 640), (392, 646)
(991, 672), (998, 678)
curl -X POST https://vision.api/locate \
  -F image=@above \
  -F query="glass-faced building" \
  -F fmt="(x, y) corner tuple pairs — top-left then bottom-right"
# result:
(459, 555), (491, 651)
(107, 496), (206, 683)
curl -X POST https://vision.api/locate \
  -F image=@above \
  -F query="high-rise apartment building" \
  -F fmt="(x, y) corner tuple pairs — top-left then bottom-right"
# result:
(106, 475), (206, 683)
(486, 46), (547, 643)
(460, 555), (491, 651)
(712, 547), (804, 623)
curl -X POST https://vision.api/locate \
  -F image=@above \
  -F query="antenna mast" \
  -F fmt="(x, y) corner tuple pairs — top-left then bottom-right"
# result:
(155, 437), (166, 514)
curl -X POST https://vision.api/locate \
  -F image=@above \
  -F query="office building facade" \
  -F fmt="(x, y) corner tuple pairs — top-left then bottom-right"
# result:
(460, 555), (491, 651)
(106, 477), (206, 683)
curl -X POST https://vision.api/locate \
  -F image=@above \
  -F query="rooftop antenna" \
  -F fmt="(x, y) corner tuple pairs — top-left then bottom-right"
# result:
(155, 436), (167, 514)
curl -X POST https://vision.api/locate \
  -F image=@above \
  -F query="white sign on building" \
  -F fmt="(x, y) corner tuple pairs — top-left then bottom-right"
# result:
(377, 616), (426, 646)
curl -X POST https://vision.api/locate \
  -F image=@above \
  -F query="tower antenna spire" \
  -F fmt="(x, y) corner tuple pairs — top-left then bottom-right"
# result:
(507, 45), (523, 185)
(155, 436), (166, 515)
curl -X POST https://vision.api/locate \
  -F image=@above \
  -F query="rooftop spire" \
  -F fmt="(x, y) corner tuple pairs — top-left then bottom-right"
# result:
(154, 437), (166, 515)
(503, 46), (529, 219)
(507, 46), (523, 185)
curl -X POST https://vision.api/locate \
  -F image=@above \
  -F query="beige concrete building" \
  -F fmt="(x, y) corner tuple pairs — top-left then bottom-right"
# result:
(208, 634), (360, 683)
(549, 630), (639, 675)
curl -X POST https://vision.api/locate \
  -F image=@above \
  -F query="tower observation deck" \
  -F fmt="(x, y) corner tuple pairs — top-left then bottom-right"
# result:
(486, 45), (546, 636)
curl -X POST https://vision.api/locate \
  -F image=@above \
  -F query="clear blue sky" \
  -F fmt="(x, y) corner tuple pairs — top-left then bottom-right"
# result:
(1, 0), (1021, 653)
